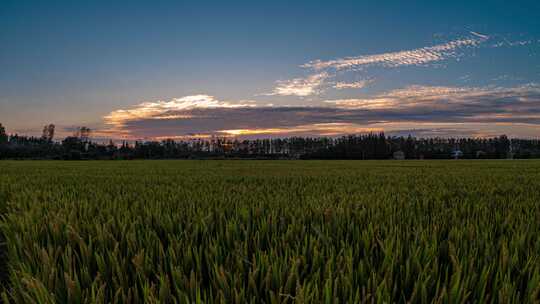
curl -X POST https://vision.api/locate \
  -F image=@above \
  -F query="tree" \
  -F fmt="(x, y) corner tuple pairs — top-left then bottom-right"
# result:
(62, 136), (81, 150)
(0, 123), (7, 144)
(74, 127), (91, 142)
(41, 124), (55, 142)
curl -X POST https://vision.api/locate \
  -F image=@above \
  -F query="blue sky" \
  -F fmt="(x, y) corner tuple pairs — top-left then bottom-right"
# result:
(1, 0), (540, 139)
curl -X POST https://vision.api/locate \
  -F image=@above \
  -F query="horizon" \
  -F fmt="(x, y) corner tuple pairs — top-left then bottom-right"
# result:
(2, 1), (540, 140)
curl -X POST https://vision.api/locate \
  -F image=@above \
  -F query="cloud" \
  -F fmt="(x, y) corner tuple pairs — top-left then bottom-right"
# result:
(491, 36), (538, 48)
(470, 31), (489, 40)
(302, 35), (488, 70)
(324, 84), (540, 113)
(265, 72), (328, 97)
(218, 123), (381, 137)
(102, 84), (540, 139)
(104, 95), (255, 133)
(267, 33), (489, 96)
(334, 79), (373, 90)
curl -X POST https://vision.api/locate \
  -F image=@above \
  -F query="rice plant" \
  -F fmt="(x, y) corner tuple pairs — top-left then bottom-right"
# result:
(1, 160), (539, 303)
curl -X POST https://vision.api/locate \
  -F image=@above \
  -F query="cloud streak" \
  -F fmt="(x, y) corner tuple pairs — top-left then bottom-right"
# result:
(268, 33), (489, 96)
(265, 72), (329, 97)
(302, 34), (488, 70)
(324, 84), (540, 112)
(334, 79), (373, 90)
(102, 84), (540, 139)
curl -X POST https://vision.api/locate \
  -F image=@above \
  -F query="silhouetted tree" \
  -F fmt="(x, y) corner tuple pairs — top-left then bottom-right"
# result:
(41, 124), (55, 142)
(0, 123), (7, 144)
(1, 125), (540, 160)
(73, 127), (91, 142)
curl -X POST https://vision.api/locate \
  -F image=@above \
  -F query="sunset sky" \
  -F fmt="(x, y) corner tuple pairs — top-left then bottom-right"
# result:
(1, 0), (540, 140)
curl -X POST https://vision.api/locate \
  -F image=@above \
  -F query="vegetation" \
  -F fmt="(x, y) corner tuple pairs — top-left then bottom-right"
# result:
(1, 160), (540, 303)
(2, 122), (540, 160)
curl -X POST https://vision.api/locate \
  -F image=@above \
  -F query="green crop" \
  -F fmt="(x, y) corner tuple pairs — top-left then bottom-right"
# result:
(1, 160), (540, 303)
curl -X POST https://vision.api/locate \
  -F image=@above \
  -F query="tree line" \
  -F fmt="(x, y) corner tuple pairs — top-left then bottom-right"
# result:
(1, 122), (540, 160)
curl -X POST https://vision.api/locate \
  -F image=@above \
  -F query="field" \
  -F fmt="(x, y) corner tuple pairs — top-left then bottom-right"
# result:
(1, 160), (540, 303)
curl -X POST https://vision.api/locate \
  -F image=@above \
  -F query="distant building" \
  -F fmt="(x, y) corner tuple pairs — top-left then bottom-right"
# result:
(393, 151), (405, 160)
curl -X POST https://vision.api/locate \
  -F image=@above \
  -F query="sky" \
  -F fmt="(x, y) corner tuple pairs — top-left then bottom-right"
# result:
(1, 0), (540, 140)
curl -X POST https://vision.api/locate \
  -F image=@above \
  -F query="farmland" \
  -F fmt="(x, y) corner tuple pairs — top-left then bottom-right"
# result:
(1, 160), (540, 303)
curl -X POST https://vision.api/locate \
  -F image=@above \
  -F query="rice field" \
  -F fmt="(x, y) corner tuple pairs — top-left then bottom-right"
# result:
(1, 160), (540, 303)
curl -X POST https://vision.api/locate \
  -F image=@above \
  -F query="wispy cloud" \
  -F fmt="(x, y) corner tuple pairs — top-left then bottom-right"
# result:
(324, 84), (540, 112)
(302, 34), (488, 70)
(491, 36), (538, 48)
(470, 31), (489, 40)
(334, 79), (373, 90)
(265, 72), (328, 97)
(102, 84), (540, 139)
(324, 86), (474, 109)
(267, 33), (489, 96)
